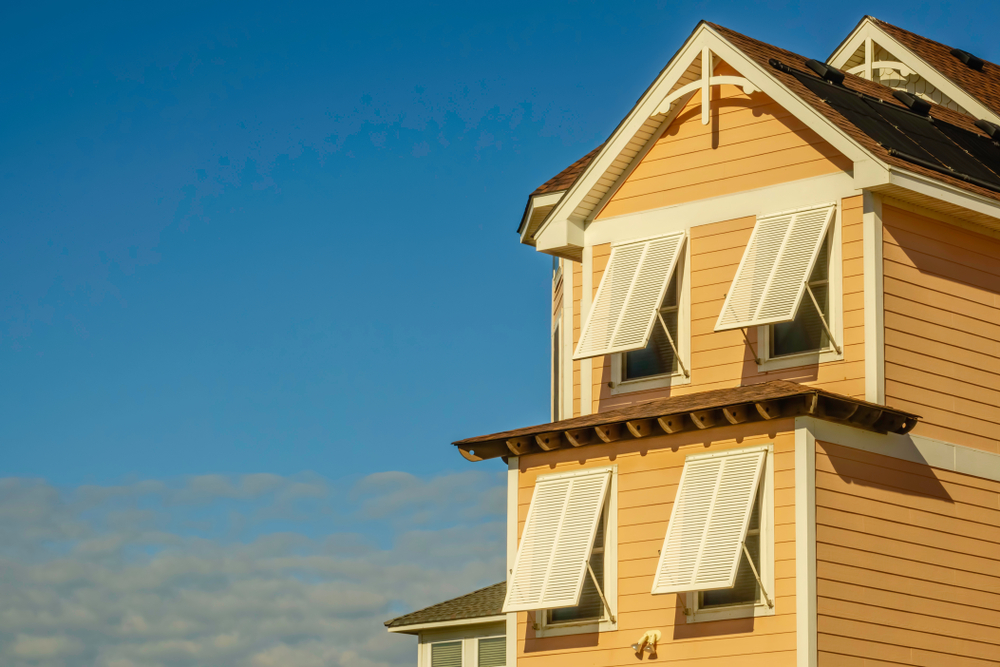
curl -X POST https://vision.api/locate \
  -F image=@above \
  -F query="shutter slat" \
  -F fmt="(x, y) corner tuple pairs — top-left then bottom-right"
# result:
(431, 641), (463, 667)
(503, 469), (612, 613)
(574, 233), (685, 360)
(651, 449), (765, 595)
(715, 204), (835, 332)
(478, 637), (506, 667)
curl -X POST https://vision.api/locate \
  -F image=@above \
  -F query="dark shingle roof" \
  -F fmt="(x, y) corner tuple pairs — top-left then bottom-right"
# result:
(384, 582), (506, 629)
(872, 17), (1000, 118)
(531, 145), (602, 196)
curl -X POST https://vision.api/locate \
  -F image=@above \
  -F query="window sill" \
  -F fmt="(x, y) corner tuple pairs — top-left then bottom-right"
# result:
(756, 346), (842, 373)
(534, 616), (616, 637)
(684, 600), (774, 623)
(610, 370), (690, 395)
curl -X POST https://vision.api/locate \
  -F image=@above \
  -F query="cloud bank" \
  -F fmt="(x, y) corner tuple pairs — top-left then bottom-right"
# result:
(0, 470), (506, 666)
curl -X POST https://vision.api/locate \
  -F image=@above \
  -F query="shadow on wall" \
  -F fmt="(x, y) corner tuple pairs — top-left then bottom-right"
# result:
(820, 440), (953, 502)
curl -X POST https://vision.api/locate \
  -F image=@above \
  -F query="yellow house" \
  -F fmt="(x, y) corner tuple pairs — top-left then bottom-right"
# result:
(391, 16), (1000, 667)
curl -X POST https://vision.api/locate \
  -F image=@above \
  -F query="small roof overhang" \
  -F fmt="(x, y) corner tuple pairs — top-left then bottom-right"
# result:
(384, 582), (507, 635)
(453, 380), (919, 462)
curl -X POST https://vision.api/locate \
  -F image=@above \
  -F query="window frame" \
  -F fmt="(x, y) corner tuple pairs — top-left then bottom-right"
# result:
(755, 206), (843, 372)
(533, 466), (618, 638)
(609, 241), (691, 394)
(427, 639), (464, 667)
(475, 634), (507, 667)
(684, 443), (775, 623)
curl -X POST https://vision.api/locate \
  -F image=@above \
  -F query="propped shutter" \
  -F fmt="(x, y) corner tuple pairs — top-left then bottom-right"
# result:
(503, 468), (611, 613)
(651, 449), (765, 595)
(574, 232), (685, 360)
(715, 204), (835, 331)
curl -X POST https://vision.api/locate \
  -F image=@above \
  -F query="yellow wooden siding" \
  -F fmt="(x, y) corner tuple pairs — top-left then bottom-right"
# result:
(590, 196), (865, 410)
(816, 440), (1000, 666)
(573, 260), (582, 417)
(596, 63), (852, 220)
(515, 422), (797, 667)
(882, 205), (1000, 454)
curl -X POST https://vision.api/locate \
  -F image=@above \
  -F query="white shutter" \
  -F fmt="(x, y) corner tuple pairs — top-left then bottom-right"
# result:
(503, 468), (611, 613)
(715, 204), (835, 331)
(431, 641), (462, 667)
(574, 232), (685, 360)
(651, 448), (765, 595)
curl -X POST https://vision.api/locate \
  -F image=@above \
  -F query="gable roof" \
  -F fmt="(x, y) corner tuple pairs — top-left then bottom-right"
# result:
(532, 145), (602, 196)
(454, 380), (919, 462)
(867, 17), (1000, 118)
(521, 20), (1000, 249)
(384, 581), (506, 631)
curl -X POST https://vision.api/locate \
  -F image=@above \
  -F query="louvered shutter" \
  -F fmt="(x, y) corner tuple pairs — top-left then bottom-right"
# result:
(651, 449), (765, 595)
(431, 641), (462, 667)
(574, 232), (685, 360)
(715, 204), (835, 331)
(477, 637), (506, 667)
(503, 468), (611, 613)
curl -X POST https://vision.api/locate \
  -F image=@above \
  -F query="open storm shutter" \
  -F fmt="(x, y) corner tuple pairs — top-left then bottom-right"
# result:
(714, 204), (835, 332)
(574, 232), (685, 360)
(651, 449), (765, 595)
(502, 468), (611, 613)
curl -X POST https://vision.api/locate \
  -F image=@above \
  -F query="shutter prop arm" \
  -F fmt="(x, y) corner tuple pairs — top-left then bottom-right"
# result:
(655, 309), (690, 377)
(741, 541), (774, 609)
(740, 327), (762, 365)
(586, 560), (616, 623)
(803, 282), (841, 354)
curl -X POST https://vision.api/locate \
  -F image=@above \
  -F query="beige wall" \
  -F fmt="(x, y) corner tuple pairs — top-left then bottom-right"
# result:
(596, 63), (852, 221)
(882, 204), (1000, 454)
(515, 422), (797, 667)
(816, 440), (1000, 665)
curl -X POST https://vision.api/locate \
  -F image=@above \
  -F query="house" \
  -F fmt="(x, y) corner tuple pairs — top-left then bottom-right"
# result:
(390, 16), (1000, 667)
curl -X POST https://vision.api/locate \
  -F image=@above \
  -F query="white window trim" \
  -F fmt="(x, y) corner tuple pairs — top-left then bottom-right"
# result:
(755, 205), (844, 372)
(424, 638), (465, 667)
(475, 635), (507, 667)
(683, 443), (775, 623)
(609, 239), (691, 394)
(418, 627), (507, 667)
(533, 465), (618, 638)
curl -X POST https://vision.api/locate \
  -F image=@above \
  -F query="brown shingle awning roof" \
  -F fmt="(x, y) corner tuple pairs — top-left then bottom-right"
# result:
(454, 380), (919, 462)
(385, 582), (506, 631)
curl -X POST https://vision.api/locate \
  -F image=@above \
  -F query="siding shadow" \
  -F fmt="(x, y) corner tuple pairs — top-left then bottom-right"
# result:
(820, 441), (953, 502)
(670, 595), (755, 639)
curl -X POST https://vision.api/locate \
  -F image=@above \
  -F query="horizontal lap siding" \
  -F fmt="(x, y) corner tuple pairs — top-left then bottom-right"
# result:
(592, 245), (611, 414)
(594, 196), (865, 410)
(816, 440), (1000, 666)
(882, 205), (1000, 454)
(595, 66), (851, 220)
(516, 422), (796, 667)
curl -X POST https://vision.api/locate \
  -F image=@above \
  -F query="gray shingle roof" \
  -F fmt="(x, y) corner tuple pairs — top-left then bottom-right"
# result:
(384, 582), (506, 629)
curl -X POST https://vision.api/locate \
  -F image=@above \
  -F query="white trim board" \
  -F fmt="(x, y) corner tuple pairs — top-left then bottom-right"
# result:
(794, 422), (817, 667)
(506, 456), (518, 667)
(797, 417), (1000, 483)
(388, 616), (508, 634)
(862, 190), (884, 404)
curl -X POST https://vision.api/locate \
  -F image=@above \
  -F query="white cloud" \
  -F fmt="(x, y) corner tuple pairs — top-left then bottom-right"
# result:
(0, 469), (506, 666)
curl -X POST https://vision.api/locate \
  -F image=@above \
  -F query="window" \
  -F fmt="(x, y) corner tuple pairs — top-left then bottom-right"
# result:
(770, 231), (831, 357)
(477, 636), (506, 667)
(623, 267), (680, 381)
(504, 466), (617, 636)
(574, 232), (686, 361)
(651, 446), (774, 622)
(431, 641), (462, 667)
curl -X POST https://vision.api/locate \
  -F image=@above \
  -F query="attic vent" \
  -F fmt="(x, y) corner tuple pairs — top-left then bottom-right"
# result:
(950, 48), (985, 71)
(892, 90), (932, 116)
(805, 59), (845, 85)
(975, 118), (1000, 139)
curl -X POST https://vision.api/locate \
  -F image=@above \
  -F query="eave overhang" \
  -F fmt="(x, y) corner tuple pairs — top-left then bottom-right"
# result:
(453, 380), (919, 462)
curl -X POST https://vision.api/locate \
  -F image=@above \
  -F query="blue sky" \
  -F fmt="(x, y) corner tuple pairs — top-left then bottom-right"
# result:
(1, 1), (995, 665)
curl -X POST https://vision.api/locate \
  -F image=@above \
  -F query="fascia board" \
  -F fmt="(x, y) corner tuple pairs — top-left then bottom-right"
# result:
(886, 167), (1000, 224)
(705, 27), (872, 166)
(519, 191), (564, 245)
(827, 19), (869, 67)
(385, 615), (507, 634)
(843, 21), (1000, 124)
(534, 25), (712, 241)
(535, 215), (584, 254)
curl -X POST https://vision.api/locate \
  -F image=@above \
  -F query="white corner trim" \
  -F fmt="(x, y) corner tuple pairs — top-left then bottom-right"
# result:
(580, 246), (594, 416)
(862, 190), (885, 403)
(507, 456), (518, 667)
(388, 616), (508, 634)
(794, 420), (817, 667)
(798, 417), (1000, 483)
(562, 263), (574, 420)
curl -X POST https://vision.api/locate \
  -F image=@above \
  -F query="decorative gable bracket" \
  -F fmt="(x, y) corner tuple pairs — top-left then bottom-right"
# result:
(651, 47), (759, 124)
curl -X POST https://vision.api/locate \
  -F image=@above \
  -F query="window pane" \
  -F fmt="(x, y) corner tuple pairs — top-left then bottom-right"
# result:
(771, 235), (831, 357)
(431, 641), (462, 667)
(625, 309), (677, 379)
(478, 637), (506, 667)
(700, 487), (762, 609)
